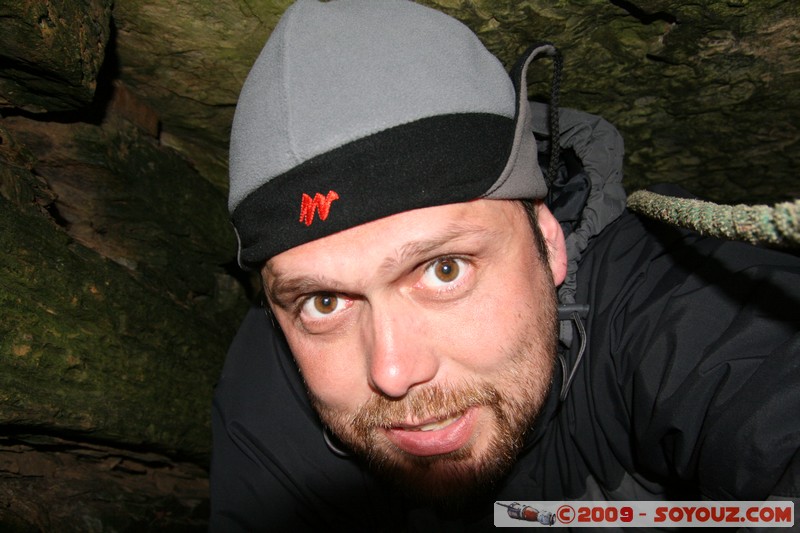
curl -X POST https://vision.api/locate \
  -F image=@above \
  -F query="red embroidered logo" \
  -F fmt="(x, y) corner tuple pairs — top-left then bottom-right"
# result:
(299, 190), (340, 226)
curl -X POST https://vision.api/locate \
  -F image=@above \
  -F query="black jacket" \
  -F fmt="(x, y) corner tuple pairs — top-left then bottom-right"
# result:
(209, 208), (800, 531)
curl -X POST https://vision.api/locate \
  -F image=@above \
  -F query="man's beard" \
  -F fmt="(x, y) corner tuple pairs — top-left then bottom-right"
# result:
(309, 285), (558, 505)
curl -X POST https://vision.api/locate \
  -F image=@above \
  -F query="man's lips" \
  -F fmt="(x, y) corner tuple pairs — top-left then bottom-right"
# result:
(382, 407), (478, 457)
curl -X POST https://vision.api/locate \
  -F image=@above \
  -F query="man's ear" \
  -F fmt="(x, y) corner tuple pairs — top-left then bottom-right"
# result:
(535, 202), (568, 286)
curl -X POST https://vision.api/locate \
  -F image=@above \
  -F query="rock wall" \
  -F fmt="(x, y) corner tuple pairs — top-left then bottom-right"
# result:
(1, 0), (798, 530)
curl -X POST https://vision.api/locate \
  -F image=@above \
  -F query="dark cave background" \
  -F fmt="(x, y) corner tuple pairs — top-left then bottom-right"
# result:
(1, 0), (798, 530)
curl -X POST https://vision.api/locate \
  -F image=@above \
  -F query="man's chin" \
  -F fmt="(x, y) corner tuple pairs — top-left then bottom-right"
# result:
(362, 434), (523, 507)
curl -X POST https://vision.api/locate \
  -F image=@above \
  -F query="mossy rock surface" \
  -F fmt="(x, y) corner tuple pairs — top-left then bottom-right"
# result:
(1, 0), (799, 530)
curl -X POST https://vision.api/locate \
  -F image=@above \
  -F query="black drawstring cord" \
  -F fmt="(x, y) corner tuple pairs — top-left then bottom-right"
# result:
(557, 305), (589, 401)
(546, 47), (564, 189)
(323, 427), (352, 458)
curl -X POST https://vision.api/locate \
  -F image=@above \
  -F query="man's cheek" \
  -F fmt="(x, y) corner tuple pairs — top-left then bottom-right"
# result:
(289, 340), (349, 390)
(432, 309), (519, 369)
(295, 351), (369, 410)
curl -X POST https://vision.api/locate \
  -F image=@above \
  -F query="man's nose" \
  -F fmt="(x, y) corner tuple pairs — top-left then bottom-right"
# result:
(365, 305), (439, 398)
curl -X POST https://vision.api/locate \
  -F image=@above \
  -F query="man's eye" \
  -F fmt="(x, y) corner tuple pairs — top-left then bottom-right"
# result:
(301, 293), (345, 319)
(421, 257), (465, 287)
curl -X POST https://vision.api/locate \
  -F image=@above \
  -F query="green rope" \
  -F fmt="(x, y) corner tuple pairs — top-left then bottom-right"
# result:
(627, 190), (800, 248)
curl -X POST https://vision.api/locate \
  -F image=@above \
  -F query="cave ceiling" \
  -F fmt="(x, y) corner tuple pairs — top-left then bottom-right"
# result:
(0, 3), (798, 527)
(2, 0), (799, 203)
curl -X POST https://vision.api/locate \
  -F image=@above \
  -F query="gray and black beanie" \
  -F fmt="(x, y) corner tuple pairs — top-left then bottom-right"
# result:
(229, 0), (556, 268)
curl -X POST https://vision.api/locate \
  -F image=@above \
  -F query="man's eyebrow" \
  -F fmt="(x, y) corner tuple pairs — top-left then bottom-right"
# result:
(263, 269), (343, 310)
(379, 221), (500, 274)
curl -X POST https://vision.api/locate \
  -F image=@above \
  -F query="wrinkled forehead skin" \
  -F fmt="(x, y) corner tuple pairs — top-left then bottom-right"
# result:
(262, 199), (528, 286)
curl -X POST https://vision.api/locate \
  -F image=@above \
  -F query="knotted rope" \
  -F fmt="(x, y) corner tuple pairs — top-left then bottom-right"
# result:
(627, 190), (800, 248)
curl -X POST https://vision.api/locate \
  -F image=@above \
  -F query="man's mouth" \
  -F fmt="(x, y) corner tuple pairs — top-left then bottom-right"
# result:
(401, 415), (460, 432)
(383, 407), (478, 457)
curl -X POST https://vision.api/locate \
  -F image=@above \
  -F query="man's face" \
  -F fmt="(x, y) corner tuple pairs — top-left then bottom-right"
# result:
(263, 199), (564, 502)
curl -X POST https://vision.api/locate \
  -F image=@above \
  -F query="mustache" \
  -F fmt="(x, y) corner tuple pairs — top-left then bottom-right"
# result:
(350, 381), (502, 430)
